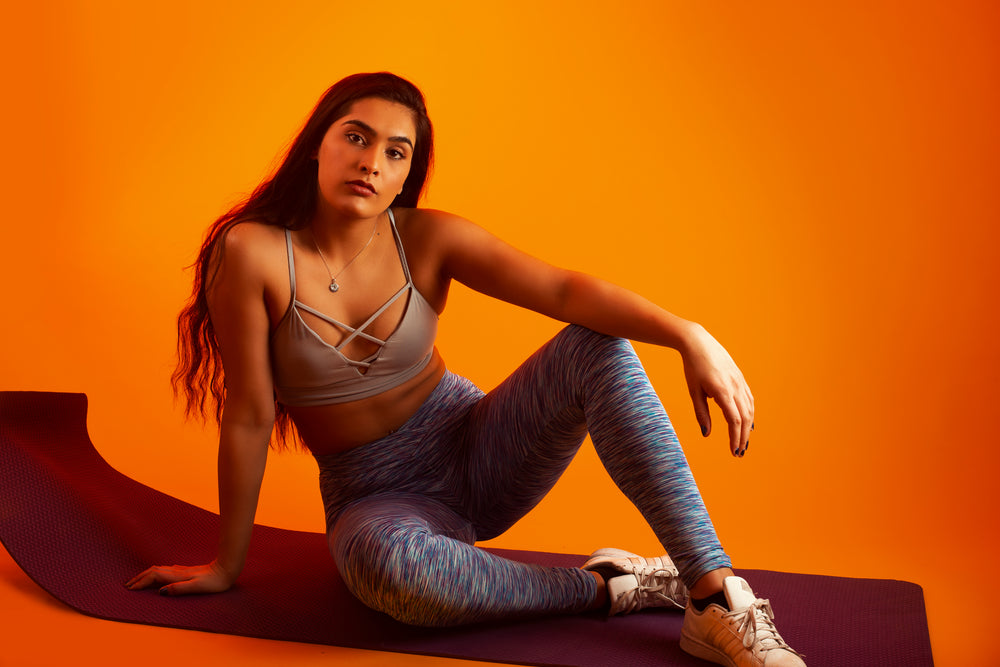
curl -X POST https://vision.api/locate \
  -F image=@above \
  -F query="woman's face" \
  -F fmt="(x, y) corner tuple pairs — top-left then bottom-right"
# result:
(314, 97), (417, 220)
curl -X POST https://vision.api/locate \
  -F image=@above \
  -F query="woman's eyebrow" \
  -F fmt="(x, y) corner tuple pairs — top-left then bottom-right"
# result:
(342, 119), (414, 149)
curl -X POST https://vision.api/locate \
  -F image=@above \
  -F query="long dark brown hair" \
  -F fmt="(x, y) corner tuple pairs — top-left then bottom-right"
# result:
(172, 72), (434, 449)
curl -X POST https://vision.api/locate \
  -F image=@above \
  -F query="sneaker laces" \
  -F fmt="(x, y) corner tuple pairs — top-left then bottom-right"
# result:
(727, 598), (804, 658)
(618, 566), (688, 612)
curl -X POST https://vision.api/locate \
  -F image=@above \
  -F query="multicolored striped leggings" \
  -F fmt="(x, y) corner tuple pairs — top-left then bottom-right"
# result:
(314, 325), (730, 627)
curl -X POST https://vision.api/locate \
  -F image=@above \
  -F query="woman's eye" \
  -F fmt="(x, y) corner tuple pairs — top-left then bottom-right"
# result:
(346, 132), (365, 145)
(387, 148), (406, 160)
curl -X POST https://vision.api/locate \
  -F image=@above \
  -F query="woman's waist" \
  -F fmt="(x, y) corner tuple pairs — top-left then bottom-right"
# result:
(288, 352), (448, 455)
(309, 368), (484, 474)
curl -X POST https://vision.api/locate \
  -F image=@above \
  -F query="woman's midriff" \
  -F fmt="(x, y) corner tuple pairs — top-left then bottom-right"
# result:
(284, 349), (447, 456)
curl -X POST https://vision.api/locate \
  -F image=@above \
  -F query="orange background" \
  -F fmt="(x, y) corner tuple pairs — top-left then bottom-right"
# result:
(2, 2), (998, 665)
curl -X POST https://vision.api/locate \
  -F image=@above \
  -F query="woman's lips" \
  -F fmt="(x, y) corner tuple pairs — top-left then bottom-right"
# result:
(346, 180), (377, 196)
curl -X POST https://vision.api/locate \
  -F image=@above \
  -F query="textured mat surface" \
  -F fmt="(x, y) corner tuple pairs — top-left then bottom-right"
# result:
(0, 391), (933, 666)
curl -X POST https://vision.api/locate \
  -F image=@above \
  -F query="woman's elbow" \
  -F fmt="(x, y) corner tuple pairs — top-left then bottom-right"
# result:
(221, 394), (276, 432)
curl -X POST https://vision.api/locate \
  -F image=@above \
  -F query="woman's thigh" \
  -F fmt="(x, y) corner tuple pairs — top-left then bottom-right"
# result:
(457, 325), (634, 538)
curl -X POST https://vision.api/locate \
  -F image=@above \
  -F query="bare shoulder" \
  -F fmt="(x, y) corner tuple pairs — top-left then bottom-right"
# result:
(221, 221), (286, 257)
(218, 221), (285, 264)
(393, 206), (467, 233)
(209, 222), (288, 291)
(392, 207), (486, 253)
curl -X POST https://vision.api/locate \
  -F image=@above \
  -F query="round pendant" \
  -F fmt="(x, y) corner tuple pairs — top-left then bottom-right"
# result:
(329, 281), (340, 293)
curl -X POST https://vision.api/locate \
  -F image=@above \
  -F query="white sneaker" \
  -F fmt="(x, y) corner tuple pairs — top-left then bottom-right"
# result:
(680, 576), (806, 666)
(582, 547), (688, 614)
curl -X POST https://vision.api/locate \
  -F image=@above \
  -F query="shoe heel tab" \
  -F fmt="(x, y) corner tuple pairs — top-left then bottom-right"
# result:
(723, 576), (756, 610)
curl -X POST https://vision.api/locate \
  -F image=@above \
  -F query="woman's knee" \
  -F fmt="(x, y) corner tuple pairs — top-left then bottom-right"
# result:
(552, 325), (640, 376)
(557, 324), (631, 353)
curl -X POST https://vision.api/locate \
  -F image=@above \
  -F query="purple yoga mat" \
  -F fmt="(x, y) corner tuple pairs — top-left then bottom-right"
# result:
(0, 391), (933, 666)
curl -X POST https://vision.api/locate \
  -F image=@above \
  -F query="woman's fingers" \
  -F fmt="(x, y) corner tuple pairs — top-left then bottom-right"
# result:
(126, 565), (193, 592)
(741, 385), (755, 455)
(688, 381), (712, 438)
(159, 580), (193, 596)
(125, 566), (165, 590)
(717, 395), (743, 456)
(160, 577), (214, 596)
(700, 373), (753, 457)
(728, 381), (756, 457)
(127, 562), (233, 596)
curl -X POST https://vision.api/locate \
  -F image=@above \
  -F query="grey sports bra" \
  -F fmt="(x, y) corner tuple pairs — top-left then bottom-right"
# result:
(269, 209), (438, 406)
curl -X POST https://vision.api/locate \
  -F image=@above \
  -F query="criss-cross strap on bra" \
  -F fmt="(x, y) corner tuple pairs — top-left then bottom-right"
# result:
(269, 209), (438, 407)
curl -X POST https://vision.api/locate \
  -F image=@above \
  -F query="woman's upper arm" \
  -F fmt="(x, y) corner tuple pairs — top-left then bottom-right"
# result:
(206, 223), (277, 428)
(420, 209), (687, 348)
(428, 210), (574, 319)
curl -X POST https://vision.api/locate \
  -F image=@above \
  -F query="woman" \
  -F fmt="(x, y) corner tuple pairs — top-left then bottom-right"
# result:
(127, 72), (804, 666)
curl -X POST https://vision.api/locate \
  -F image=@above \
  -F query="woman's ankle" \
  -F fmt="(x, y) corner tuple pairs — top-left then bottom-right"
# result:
(688, 567), (734, 600)
(588, 570), (608, 610)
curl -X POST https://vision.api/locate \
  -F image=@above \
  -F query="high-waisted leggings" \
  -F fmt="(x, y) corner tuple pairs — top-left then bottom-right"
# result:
(314, 325), (730, 627)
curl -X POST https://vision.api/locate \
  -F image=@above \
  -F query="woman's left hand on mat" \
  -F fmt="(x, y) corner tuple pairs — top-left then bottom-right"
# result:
(126, 560), (235, 596)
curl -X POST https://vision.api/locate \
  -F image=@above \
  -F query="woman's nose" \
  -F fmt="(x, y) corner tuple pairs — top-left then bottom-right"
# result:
(359, 149), (380, 176)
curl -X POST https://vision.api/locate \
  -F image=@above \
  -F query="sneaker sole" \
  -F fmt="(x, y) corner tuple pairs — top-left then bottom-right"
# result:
(679, 632), (737, 667)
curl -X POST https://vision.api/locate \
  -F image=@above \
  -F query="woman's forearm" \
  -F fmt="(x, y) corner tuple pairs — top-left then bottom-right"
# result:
(214, 416), (272, 579)
(558, 271), (701, 353)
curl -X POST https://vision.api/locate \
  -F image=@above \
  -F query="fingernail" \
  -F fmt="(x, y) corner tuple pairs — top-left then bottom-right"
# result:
(701, 425), (708, 437)
(159, 588), (168, 596)
(739, 449), (745, 457)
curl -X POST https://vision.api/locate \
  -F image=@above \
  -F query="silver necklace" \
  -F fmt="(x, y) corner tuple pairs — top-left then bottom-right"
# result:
(311, 218), (379, 293)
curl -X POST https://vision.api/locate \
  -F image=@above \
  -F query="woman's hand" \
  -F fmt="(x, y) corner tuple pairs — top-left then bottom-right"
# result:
(126, 560), (235, 597)
(681, 323), (755, 457)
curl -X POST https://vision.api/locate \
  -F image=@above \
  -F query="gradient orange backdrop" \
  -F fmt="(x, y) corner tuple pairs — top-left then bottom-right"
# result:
(2, 2), (997, 665)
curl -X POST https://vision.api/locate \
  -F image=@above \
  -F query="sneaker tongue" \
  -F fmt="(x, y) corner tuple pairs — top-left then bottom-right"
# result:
(723, 576), (756, 610)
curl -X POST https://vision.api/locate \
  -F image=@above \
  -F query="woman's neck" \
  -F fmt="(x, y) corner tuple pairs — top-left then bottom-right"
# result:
(308, 210), (383, 263)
